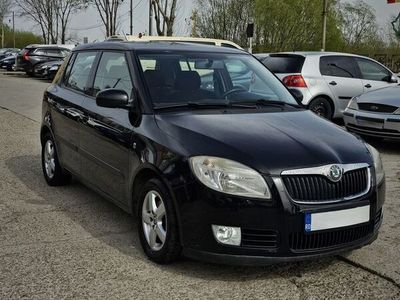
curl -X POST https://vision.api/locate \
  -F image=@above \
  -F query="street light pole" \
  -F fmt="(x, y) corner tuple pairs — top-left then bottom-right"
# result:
(12, 12), (15, 48)
(130, 0), (133, 35)
(321, 0), (328, 51)
(149, 0), (153, 35)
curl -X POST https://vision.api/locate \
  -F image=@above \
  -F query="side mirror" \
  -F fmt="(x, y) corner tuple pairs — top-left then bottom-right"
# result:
(289, 88), (304, 103)
(96, 89), (130, 108)
(389, 75), (398, 83)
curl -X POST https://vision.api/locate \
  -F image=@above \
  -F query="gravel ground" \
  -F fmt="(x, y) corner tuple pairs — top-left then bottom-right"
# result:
(0, 73), (399, 299)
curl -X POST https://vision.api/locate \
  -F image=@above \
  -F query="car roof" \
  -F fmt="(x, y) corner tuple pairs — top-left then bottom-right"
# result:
(107, 35), (243, 50)
(25, 44), (73, 50)
(268, 51), (370, 59)
(73, 41), (246, 54)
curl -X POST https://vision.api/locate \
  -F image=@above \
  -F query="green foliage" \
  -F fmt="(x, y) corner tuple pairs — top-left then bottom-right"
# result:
(254, 0), (344, 52)
(191, 0), (397, 55)
(1, 24), (42, 48)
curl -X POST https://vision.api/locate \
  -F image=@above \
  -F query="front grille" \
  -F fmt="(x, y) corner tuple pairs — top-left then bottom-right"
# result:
(290, 223), (373, 251)
(282, 168), (369, 203)
(241, 228), (279, 249)
(358, 103), (398, 114)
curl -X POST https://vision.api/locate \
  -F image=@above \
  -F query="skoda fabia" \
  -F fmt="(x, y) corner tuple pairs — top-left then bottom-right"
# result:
(40, 42), (385, 265)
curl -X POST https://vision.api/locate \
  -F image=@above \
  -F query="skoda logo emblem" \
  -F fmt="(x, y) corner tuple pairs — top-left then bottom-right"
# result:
(328, 165), (343, 182)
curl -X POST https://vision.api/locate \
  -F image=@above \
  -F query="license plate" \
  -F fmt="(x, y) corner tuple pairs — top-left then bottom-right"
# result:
(304, 205), (370, 232)
(357, 119), (383, 129)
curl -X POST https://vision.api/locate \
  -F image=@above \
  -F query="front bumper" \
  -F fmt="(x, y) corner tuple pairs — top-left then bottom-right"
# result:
(174, 176), (385, 265)
(344, 109), (400, 139)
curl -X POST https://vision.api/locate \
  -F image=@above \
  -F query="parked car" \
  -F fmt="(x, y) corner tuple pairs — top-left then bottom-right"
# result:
(0, 48), (20, 61)
(257, 52), (398, 119)
(16, 45), (71, 76)
(0, 53), (17, 71)
(34, 59), (64, 79)
(344, 85), (400, 140)
(40, 42), (385, 265)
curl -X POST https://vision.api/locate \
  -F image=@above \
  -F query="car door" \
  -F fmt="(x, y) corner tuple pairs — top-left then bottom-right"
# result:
(80, 51), (135, 204)
(49, 51), (98, 175)
(320, 55), (364, 112)
(356, 57), (397, 93)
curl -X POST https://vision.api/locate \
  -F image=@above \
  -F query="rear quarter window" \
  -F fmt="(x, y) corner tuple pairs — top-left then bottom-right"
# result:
(263, 55), (305, 73)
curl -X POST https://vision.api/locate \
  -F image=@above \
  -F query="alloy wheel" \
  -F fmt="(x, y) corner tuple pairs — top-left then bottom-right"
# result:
(142, 190), (167, 251)
(44, 140), (56, 179)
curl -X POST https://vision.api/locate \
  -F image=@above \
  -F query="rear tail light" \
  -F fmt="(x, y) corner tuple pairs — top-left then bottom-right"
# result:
(23, 53), (29, 61)
(282, 75), (307, 88)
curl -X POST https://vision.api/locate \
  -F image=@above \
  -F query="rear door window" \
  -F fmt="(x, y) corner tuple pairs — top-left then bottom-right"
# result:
(320, 56), (359, 78)
(263, 55), (305, 73)
(64, 52), (97, 93)
(92, 52), (133, 96)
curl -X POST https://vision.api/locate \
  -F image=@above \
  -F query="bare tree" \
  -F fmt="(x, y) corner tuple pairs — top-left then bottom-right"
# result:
(91, 0), (123, 37)
(16, 0), (86, 44)
(152, 0), (178, 36)
(191, 0), (253, 47)
(0, 0), (11, 20)
(56, 0), (88, 43)
(339, 0), (382, 48)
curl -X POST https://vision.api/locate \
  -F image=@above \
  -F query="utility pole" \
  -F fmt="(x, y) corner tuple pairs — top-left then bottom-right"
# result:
(12, 12), (15, 48)
(130, 0), (133, 35)
(1, 19), (4, 48)
(149, 0), (153, 35)
(321, 0), (328, 51)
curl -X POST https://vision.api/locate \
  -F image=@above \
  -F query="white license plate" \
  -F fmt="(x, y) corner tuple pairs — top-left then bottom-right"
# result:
(357, 119), (383, 129)
(304, 205), (370, 232)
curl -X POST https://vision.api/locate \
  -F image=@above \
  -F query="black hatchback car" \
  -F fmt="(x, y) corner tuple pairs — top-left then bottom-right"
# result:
(40, 42), (385, 265)
(16, 45), (70, 76)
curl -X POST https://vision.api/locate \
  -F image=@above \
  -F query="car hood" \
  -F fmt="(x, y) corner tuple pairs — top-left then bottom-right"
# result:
(358, 85), (400, 107)
(155, 110), (372, 175)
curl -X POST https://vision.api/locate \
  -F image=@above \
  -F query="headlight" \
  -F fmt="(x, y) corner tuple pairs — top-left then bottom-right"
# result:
(365, 143), (384, 184)
(189, 156), (271, 199)
(347, 97), (359, 110)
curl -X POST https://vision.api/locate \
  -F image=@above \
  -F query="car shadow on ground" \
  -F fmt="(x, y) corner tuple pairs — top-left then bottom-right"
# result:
(6, 154), (337, 280)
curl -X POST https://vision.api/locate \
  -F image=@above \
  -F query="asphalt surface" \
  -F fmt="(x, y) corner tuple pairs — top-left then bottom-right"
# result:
(0, 71), (400, 299)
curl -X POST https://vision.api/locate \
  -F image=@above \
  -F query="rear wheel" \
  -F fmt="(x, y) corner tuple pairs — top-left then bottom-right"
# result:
(41, 133), (71, 186)
(309, 97), (333, 120)
(138, 178), (181, 264)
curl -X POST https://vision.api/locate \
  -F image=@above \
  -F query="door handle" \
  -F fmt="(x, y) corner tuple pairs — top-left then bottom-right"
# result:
(65, 108), (84, 119)
(365, 84), (372, 88)
(329, 81), (337, 86)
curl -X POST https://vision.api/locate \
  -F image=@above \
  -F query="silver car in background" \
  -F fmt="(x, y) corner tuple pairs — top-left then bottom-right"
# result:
(344, 85), (400, 140)
(257, 52), (398, 119)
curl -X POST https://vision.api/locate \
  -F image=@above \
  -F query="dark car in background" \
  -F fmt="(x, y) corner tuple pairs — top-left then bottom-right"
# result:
(40, 42), (385, 265)
(0, 54), (17, 71)
(16, 45), (71, 76)
(34, 59), (64, 80)
(0, 48), (20, 61)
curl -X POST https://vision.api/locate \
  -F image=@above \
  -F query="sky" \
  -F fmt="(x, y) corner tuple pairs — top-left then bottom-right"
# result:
(4, 0), (400, 44)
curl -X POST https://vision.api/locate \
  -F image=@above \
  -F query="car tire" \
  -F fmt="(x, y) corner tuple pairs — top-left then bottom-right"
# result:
(309, 97), (333, 120)
(138, 178), (181, 264)
(41, 133), (71, 186)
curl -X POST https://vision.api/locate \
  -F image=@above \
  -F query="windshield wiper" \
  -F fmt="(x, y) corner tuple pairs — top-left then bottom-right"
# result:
(234, 99), (302, 108)
(154, 101), (257, 110)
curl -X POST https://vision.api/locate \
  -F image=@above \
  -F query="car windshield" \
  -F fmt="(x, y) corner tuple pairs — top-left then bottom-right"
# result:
(137, 52), (298, 108)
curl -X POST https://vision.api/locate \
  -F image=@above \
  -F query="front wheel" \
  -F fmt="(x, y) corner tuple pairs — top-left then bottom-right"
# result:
(309, 97), (333, 120)
(138, 178), (181, 264)
(41, 133), (71, 186)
